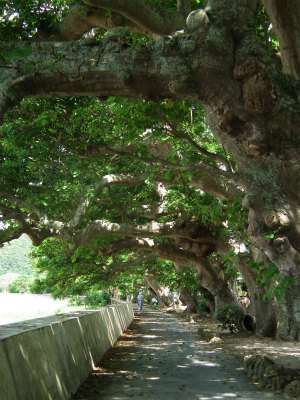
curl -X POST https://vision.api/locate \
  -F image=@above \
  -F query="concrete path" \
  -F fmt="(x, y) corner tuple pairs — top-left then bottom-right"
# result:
(72, 308), (286, 400)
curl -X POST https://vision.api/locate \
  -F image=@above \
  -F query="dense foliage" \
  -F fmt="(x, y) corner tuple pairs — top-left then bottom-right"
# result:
(7, 275), (33, 293)
(0, 235), (32, 275)
(0, 0), (299, 339)
(0, 94), (243, 303)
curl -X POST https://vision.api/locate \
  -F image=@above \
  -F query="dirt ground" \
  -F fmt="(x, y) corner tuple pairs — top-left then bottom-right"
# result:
(177, 312), (300, 370)
(174, 311), (300, 398)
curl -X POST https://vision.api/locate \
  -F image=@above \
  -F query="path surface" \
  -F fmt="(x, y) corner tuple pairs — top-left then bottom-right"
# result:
(72, 308), (286, 400)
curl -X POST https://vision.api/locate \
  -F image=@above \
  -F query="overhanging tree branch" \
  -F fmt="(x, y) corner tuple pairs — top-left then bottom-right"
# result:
(81, 0), (186, 35)
(50, 5), (151, 41)
(152, 103), (232, 171)
(96, 237), (224, 290)
(75, 141), (241, 191)
(97, 237), (201, 265)
(104, 252), (158, 278)
(0, 18), (236, 120)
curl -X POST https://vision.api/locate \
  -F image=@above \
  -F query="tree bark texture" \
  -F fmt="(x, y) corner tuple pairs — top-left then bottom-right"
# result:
(238, 256), (276, 337)
(178, 286), (198, 313)
(143, 274), (174, 308)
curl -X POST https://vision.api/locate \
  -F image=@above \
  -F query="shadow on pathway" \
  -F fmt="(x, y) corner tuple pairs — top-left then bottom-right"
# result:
(72, 308), (286, 400)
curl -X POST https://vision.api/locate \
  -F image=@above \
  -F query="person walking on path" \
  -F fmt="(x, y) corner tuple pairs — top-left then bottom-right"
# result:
(137, 291), (143, 310)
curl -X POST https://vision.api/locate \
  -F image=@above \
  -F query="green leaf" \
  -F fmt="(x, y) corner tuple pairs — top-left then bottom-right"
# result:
(7, 45), (32, 60)
(264, 233), (274, 240)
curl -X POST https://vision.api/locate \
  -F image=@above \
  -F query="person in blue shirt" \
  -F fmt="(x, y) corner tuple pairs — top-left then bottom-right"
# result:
(137, 291), (144, 310)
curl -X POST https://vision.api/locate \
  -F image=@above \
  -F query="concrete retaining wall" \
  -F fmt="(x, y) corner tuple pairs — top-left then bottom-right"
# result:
(0, 302), (134, 400)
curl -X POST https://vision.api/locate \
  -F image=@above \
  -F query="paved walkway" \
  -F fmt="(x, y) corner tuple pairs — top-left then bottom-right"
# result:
(72, 308), (286, 400)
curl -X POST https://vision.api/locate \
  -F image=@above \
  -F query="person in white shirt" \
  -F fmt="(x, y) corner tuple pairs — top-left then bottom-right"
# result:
(152, 298), (158, 307)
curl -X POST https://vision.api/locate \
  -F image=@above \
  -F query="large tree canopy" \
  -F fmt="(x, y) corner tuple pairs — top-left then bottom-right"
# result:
(0, 0), (299, 339)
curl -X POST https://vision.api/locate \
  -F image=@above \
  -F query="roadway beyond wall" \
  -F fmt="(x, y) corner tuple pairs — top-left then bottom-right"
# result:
(0, 301), (134, 400)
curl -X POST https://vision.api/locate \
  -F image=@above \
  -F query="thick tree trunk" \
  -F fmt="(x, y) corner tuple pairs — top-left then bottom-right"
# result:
(143, 274), (173, 308)
(203, 296), (215, 316)
(262, 0), (300, 79)
(247, 209), (300, 340)
(175, 258), (247, 330)
(197, 286), (215, 316)
(238, 255), (276, 337)
(178, 286), (197, 313)
(195, 269), (247, 331)
(273, 285), (300, 341)
(204, 99), (300, 341)
(214, 292), (247, 332)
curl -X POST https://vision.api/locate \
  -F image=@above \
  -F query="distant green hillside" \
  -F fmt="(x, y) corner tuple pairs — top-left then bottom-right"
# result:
(0, 235), (33, 275)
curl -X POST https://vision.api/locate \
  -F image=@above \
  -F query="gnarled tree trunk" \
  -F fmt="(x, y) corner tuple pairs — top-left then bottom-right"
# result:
(238, 255), (276, 337)
(194, 260), (247, 331)
(143, 274), (174, 308)
(178, 286), (198, 313)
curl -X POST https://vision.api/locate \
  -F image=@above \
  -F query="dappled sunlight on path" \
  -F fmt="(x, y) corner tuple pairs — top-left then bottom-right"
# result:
(72, 308), (286, 400)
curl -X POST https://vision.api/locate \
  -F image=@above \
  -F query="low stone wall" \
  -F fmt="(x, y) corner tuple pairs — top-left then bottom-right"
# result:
(196, 324), (300, 399)
(0, 302), (134, 400)
(244, 354), (300, 399)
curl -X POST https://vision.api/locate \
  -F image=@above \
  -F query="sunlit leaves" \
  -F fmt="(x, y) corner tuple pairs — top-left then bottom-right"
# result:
(0, 92), (249, 300)
(30, 238), (107, 298)
(248, 260), (295, 301)
(255, 5), (279, 53)
(0, 0), (73, 40)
